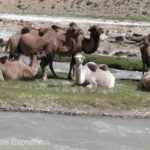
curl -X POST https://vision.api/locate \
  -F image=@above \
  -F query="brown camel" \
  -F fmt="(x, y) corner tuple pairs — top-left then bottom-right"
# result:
(138, 71), (150, 91)
(0, 54), (38, 81)
(5, 25), (33, 59)
(138, 35), (150, 74)
(6, 23), (104, 80)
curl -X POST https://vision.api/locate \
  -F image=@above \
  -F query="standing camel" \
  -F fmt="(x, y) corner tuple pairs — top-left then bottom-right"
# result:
(138, 35), (150, 74)
(5, 26), (33, 59)
(0, 54), (38, 81)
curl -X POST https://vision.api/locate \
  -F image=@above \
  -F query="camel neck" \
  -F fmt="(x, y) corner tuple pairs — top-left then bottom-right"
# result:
(31, 55), (38, 73)
(90, 34), (100, 51)
(76, 63), (83, 84)
(83, 34), (100, 54)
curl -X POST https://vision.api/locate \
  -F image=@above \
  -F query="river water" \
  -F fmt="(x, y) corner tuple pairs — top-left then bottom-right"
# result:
(0, 53), (142, 80)
(0, 112), (150, 150)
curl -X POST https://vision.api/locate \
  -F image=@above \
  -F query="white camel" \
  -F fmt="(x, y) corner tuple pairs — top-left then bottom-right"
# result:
(73, 53), (115, 88)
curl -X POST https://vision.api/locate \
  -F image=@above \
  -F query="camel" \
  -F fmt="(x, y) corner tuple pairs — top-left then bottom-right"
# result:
(5, 26), (34, 59)
(0, 54), (38, 81)
(138, 71), (150, 91)
(6, 23), (104, 80)
(73, 53), (115, 88)
(138, 35), (150, 74)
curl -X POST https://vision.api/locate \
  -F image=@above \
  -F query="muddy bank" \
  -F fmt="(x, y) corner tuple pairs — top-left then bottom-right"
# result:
(0, 102), (150, 119)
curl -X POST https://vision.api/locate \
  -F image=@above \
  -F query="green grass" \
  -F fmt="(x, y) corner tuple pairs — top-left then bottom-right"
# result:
(15, 11), (150, 22)
(0, 73), (150, 112)
(85, 54), (143, 71)
(54, 54), (143, 71)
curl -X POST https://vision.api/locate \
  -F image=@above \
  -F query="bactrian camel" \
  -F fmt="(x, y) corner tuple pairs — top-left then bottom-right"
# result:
(5, 23), (104, 80)
(138, 35), (150, 74)
(138, 71), (150, 91)
(73, 53), (115, 88)
(0, 54), (38, 81)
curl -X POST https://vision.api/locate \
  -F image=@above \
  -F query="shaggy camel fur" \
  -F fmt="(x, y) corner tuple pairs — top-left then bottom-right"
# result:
(0, 54), (38, 81)
(5, 26), (33, 59)
(138, 35), (150, 74)
(6, 23), (103, 80)
(73, 53), (115, 88)
(138, 71), (150, 91)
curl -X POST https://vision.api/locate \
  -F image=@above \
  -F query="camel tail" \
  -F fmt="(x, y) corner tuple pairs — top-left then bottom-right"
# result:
(108, 73), (115, 88)
(5, 39), (10, 52)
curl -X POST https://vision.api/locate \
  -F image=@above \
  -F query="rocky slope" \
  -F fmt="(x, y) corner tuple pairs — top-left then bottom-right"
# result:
(0, 0), (150, 18)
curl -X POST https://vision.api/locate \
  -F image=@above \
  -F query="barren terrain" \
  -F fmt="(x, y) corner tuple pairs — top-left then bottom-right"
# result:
(0, 0), (150, 19)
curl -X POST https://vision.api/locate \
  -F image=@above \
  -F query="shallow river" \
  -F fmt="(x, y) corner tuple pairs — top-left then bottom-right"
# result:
(0, 53), (142, 80)
(0, 112), (150, 150)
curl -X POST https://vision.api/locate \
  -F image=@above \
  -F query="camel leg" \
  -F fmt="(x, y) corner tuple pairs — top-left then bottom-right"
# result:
(86, 80), (97, 88)
(0, 70), (4, 81)
(42, 65), (49, 81)
(47, 52), (57, 78)
(40, 57), (49, 81)
(142, 59), (145, 75)
(68, 54), (75, 80)
(49, 61), (57, 78)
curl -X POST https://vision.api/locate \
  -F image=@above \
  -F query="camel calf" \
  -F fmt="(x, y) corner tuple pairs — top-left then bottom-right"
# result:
(0, 54), (38, 81)
(73, 53), (115, 88)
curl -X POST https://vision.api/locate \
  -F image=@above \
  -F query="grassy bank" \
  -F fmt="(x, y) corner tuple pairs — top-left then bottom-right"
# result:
(0, 72), (150, 115)
(85, 55), (143, 71)
(10, 12), (150, 22)
(55, 54), (143, 71)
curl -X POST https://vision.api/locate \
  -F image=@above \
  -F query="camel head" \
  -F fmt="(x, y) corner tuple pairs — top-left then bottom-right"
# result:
(138, 36), (150, 48)
(88, 25), (104, 36)
(74, 53), (85, 65)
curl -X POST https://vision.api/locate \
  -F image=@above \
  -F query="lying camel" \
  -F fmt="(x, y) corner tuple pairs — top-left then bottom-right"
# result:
(73, 53), (115, 88)
(138, 71), (150, 91)
(0, 54), (38, 81)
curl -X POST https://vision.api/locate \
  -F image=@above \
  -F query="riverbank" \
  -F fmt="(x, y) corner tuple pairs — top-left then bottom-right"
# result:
(0, 75), (150, 119)
(0, 14), (150, 119)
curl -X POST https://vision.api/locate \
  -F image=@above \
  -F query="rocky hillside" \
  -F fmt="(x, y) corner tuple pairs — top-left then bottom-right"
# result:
(0, 0), (150, 18)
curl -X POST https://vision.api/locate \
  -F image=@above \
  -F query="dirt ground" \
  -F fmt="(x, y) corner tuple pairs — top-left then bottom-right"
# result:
(0, 0), (150, 18)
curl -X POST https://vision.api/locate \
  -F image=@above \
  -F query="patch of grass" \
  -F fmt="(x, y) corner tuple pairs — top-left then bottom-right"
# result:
(0, 75), (150, 112)
(54, 54), (142, 71)
(85, 54), (142, 71)
(16, 12), (150, 22)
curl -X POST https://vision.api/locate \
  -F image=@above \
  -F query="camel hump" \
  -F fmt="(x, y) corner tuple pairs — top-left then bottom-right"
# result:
(51, 25), (63, 32)
(0, 56), (8, 64)
(21, 26), (33, 34)
(39, 27), (50, 36)
(86, 62), (98, 72)
(98, 64), (108, 71)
